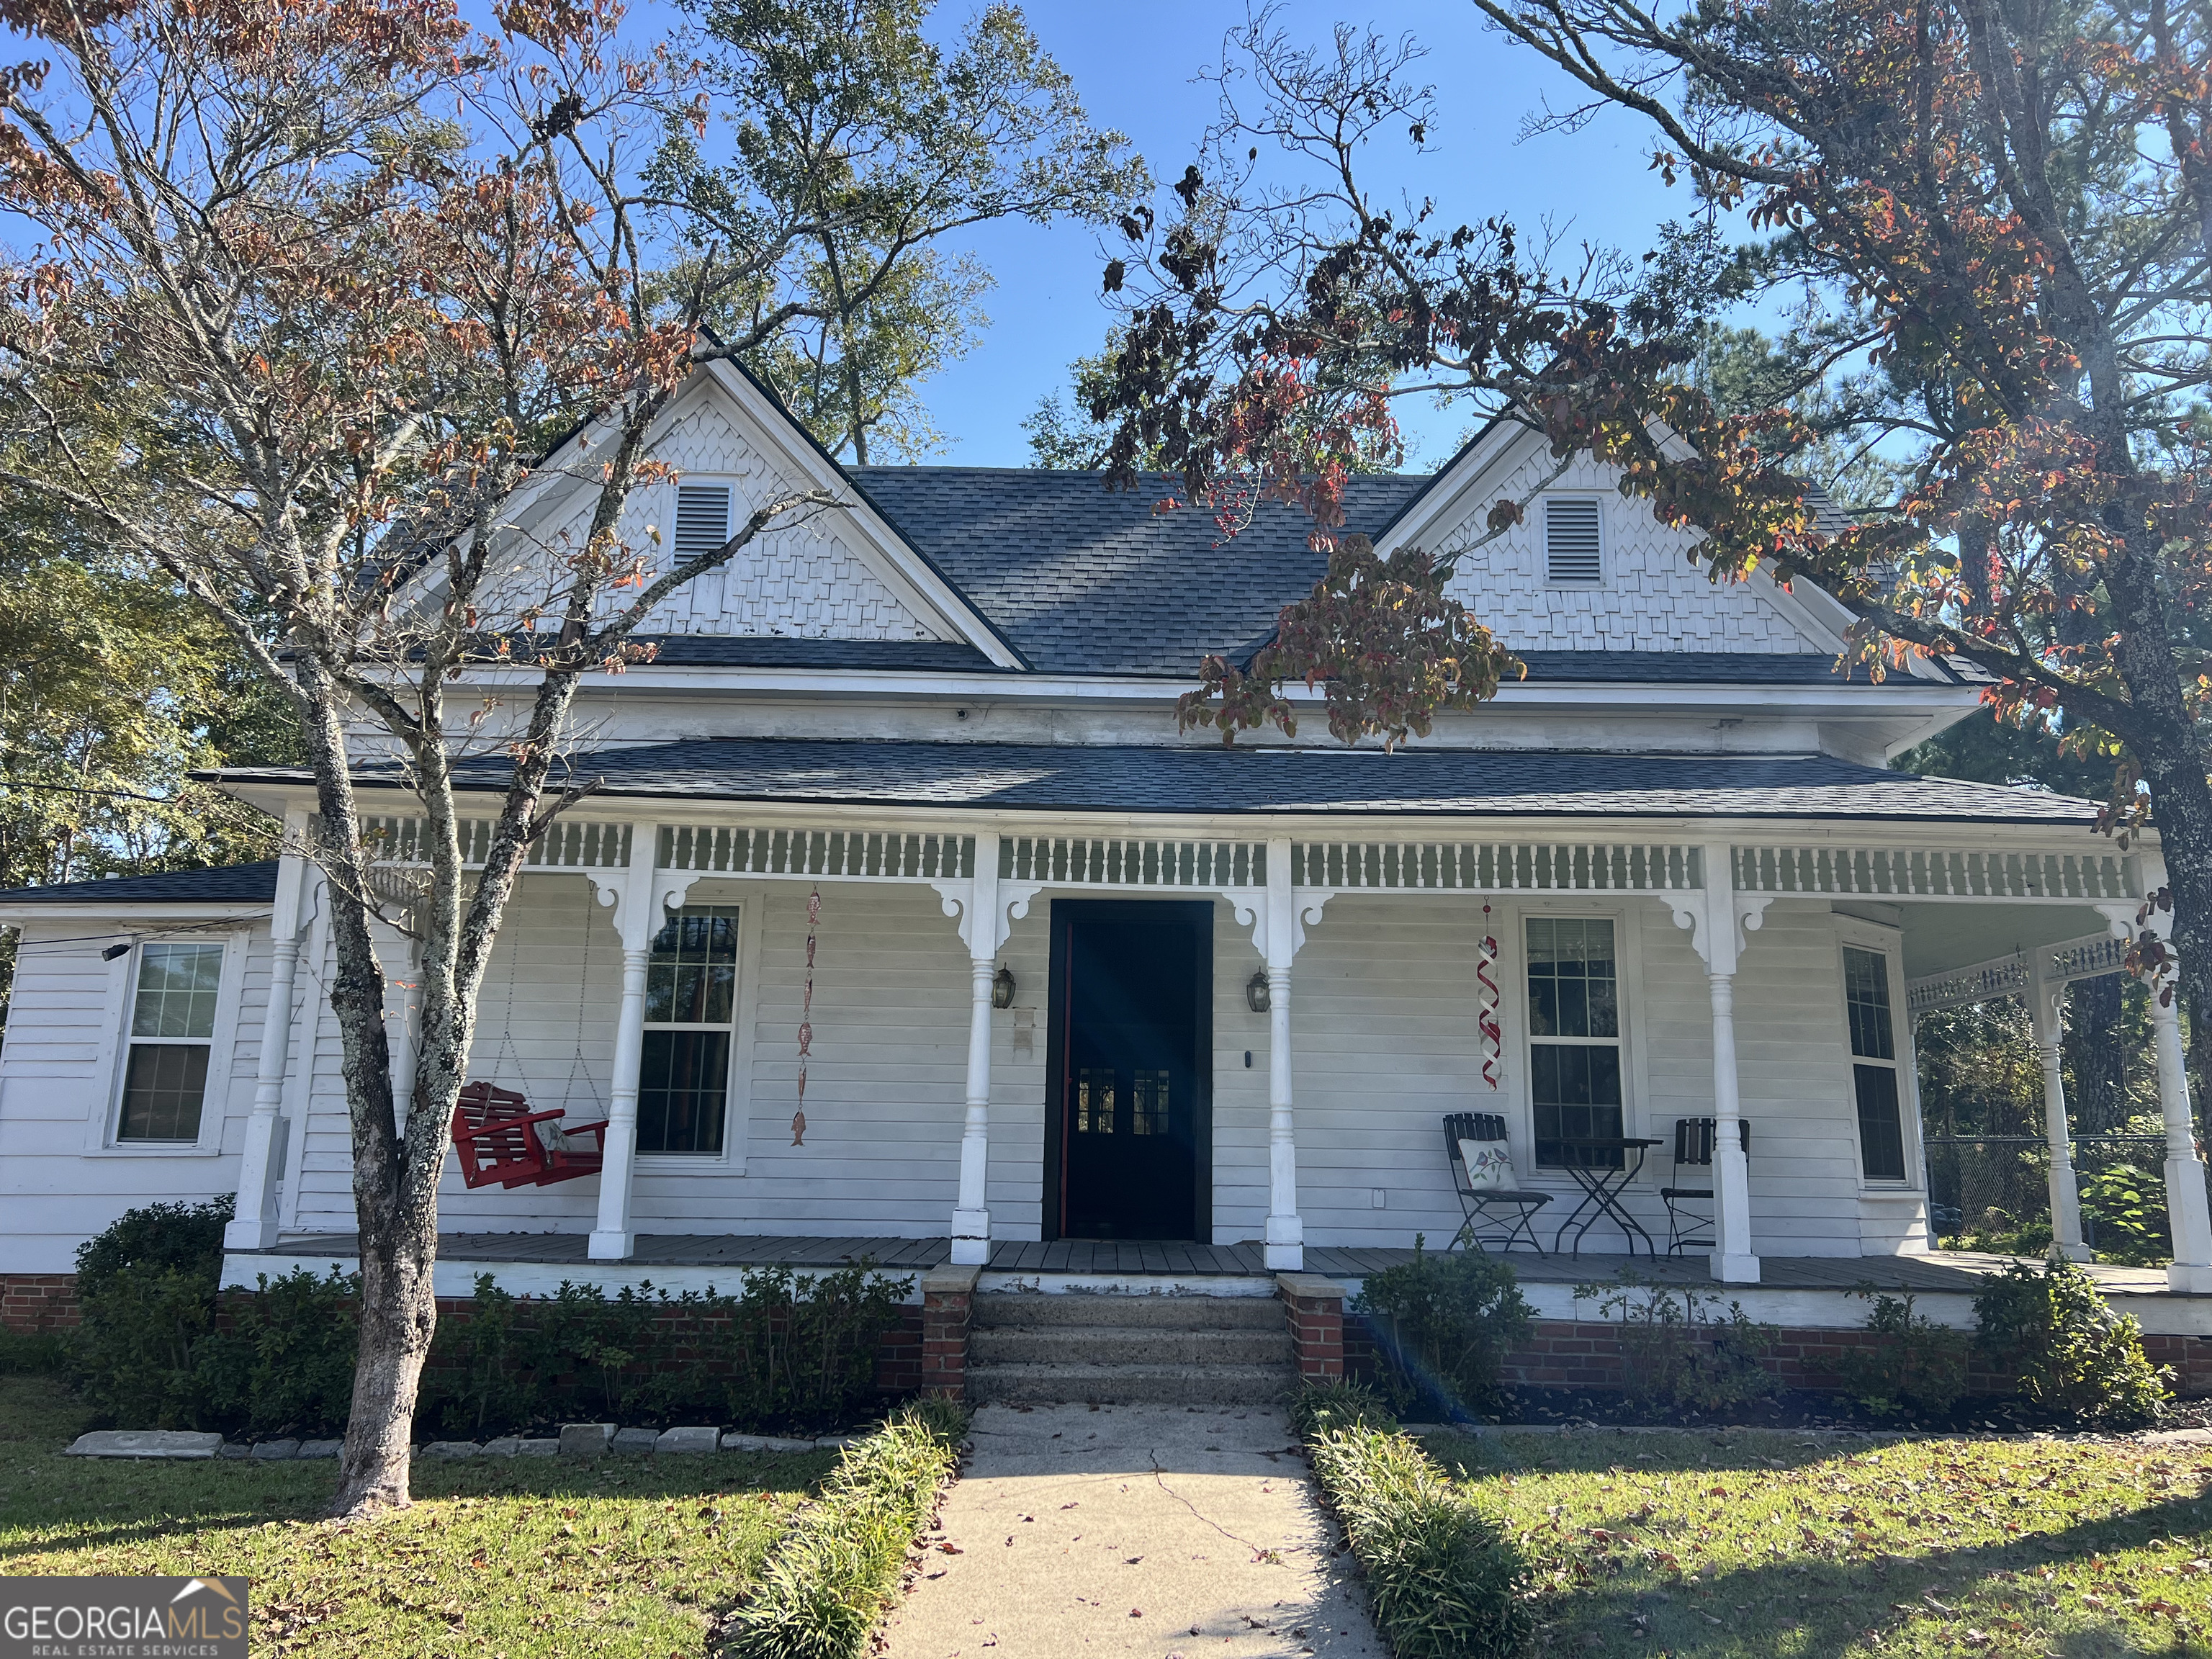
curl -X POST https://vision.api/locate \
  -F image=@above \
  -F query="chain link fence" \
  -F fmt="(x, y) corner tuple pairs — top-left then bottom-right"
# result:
(1923, 1131), (2180, 1260)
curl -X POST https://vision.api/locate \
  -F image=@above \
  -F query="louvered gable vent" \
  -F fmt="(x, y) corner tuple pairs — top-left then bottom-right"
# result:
(674, 484), (732, 559)
(1545, 497), (1602, 584)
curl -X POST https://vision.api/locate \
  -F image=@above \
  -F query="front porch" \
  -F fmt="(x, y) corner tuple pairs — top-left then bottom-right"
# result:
(213, 774), (2212, 1298)
(228, 1230), (2212, 1334)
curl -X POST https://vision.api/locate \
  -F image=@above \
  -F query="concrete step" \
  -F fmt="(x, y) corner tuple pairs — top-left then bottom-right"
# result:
(966, 1361), (1293, 1407)
(971, 1324), (1296, 1367)
(972, 1292), (1284, 1331)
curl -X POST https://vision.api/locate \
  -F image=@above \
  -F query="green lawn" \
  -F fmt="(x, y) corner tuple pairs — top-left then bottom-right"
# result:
(0, 1376), (829, 1658)
(1431, 1426), (2212, 1656)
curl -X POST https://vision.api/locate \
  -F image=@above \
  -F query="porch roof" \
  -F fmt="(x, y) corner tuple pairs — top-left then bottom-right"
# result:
(223, 738), (2098, 826)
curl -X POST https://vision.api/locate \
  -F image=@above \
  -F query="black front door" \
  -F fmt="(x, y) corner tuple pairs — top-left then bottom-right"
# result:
(1046, 901), (1212, 1241)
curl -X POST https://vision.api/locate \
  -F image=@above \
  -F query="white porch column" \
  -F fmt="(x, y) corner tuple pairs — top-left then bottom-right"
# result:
(590, 842), (690, 1262)
(226, 820), (312, 1251)
(2151, 987), (2212, 1291)
(1263, 837), (1303, 1271)
(950, 832), (1002, 1266)
(1667, 844), (1765, 1285)
(2027, 968), (2091, 1262)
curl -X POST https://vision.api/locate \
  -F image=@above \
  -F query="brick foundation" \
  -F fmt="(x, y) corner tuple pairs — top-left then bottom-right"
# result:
(1277, 1273), (1346, 1381)
(1, 1274), (80, 1332)
(1345, 1314), (2212, 1399)
(919, 1265), (979, 1399)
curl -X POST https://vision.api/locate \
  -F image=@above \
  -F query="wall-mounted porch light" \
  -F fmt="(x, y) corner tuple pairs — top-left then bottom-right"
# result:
(1245, 969), (1270, 1013)
(992, 965), (1017, 1010)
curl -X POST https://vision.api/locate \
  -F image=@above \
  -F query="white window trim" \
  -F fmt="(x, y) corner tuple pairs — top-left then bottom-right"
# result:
(1541, 494), (1607, 588)
(633, 887), (760, 1174)
(88, 930), (247, 1156)
(1511, 901), (1642, 1184)
(1833, 917), (1922, 1192)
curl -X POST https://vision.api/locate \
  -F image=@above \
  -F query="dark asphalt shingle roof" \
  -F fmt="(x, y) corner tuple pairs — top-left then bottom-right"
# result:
(635, 636), (1004, 673)
(850, 467), (1426, 676)
(0, 860), (279, 905)
(226, 739), (2095, 824)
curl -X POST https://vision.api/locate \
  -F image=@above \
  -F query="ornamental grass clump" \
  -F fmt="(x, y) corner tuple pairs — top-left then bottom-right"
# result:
(1305, 1422), (1530, 1659)
(720, 1398), (968, 1659)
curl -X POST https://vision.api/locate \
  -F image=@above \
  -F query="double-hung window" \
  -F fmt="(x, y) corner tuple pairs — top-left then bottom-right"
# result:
(1527, 917), (1624, 1166)
(1843, 946), (1908, 1181)
(639, 906), (740, 1156)
(119, 940), (225, 1141)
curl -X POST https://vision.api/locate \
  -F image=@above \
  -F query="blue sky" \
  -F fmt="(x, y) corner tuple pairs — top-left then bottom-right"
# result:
(889, 1), (1686, 469)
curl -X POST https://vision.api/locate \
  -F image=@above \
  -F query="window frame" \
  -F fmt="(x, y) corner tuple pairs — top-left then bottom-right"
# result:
(1512, 903), (1644, 1176)
(1833, 921), (1923, 1191)
(1541, 495), (1606, 588)
(634, 891), (760, 1172)
(94, 931), (246, 1156)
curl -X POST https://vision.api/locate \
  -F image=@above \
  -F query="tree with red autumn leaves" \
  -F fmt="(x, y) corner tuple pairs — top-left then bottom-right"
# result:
(1089, 6), (2212, 1126)
(0, 0), (1135, 1516)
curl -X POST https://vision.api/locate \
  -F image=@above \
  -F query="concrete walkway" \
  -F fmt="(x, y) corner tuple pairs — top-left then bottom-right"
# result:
(881, 1403), (1386, 1659)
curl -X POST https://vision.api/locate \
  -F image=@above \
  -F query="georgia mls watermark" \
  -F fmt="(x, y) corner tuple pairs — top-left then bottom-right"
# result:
(0, 1578), (246, 1659)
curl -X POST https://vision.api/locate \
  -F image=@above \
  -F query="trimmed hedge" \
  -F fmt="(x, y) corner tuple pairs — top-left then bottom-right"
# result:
(720, 1397), (968, 1659)
(1294, 1382), (1529, 1659)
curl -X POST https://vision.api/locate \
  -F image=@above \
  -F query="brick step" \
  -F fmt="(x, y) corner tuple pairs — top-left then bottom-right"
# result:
(965, 1361), (1293, 1407)
(971, 1324), (1295, 1367)
(971, 1292), (1284, 1331)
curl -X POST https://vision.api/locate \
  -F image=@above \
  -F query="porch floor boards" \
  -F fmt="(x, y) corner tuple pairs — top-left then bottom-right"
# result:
(254, 1233), (2184, 1295)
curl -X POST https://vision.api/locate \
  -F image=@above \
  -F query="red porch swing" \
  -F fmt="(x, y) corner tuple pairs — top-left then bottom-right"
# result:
(449, 922), (610, 1190)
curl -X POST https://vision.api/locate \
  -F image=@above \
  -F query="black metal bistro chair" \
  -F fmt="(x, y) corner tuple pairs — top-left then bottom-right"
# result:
(1660, 1117), (1751, 1255)
(1444, 1112), (1550, 1254)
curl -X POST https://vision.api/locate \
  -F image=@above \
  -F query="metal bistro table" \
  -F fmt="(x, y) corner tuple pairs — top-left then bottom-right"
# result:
(1551, 1137), (1663, 1256)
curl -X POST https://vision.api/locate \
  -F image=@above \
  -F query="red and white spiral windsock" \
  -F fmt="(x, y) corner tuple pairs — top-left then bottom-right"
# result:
(1477, 902), (1502, 1089)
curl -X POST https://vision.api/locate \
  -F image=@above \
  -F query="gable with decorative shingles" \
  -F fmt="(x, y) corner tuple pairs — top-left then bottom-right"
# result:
(1391, 426), (1848, 656)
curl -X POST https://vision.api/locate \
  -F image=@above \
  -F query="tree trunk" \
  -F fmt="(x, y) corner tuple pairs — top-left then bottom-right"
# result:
(2064, 974), (2130, 1132)
(336, 1213), (438, 1513)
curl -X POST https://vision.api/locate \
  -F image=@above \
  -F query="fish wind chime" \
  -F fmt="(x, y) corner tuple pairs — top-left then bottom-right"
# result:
(791, 886), (820, 1146)
(1477, 902), (1502, 1089)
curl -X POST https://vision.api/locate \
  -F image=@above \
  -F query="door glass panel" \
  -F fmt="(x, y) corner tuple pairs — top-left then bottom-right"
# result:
(1130, 1069), (1170, 1136)
(1075, 1066), (1115, 1133)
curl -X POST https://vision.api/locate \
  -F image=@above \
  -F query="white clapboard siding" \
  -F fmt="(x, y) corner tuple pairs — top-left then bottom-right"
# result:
(0, 922), (266, 1272)
(269, 888), (1905, 1257)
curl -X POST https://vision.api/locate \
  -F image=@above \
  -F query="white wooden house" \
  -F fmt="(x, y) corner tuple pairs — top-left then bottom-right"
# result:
(4, 359), (2208, 1345)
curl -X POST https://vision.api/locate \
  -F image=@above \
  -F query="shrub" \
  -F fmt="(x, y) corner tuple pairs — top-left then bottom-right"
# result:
(70, 1261), (225, 1429)
(73, 1196), (233, 1296)
(721, 1400), (968, 1659)
(1973, 1259), (2169, 1429)
(1833, 1291), (1968, 1420)
(2079, 1163), (2170, 1265)
(1352, 1238), (1533, 1418)
(419, 1264), (912, 1437)
(0, 1328), (68, 1375)
(203, 1270), (361, 1437)
(1305, 1422), (1529, 1659)
(1575, 1273), (1779, 1412)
